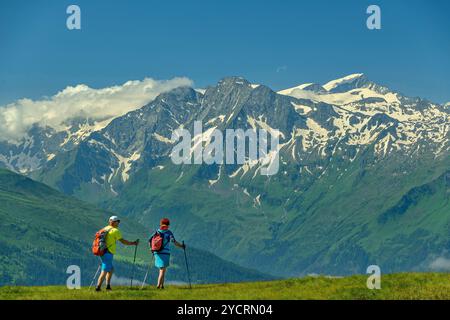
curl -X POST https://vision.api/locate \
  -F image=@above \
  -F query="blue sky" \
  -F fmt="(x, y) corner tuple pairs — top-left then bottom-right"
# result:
(0, 0), (449, 105)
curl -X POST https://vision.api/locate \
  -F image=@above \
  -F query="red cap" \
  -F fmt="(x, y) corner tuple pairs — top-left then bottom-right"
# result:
(160, 218), (170, 226)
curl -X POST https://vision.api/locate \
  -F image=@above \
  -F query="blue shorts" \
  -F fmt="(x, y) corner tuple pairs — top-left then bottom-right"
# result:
(101, 252), (114, 272)
(154, 253), (170, 269)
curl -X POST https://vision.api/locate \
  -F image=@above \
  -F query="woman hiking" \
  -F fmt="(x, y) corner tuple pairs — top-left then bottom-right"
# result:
(150, 218), (185, 289)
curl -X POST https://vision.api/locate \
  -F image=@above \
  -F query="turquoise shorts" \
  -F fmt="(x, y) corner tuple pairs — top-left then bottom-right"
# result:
(101, 252), (114, 272)
(154, 253), (170, 269)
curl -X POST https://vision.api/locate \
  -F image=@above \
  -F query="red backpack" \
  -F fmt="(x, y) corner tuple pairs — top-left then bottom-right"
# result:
(149, 231), (165, 253)
(92, 227), (111, 256)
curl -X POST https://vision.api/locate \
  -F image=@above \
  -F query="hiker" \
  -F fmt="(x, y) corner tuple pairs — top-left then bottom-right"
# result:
(150, 218), (185, 289)
(95, 216), (139, 291)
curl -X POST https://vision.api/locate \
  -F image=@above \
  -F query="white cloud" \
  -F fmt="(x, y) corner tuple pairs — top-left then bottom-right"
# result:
(429, 257), (450, 271)
(0, 77), (193, 142)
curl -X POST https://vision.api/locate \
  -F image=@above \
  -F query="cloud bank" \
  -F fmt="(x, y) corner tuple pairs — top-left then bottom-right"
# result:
(429, 257), (450, 271)
(0, 77), (193, 142)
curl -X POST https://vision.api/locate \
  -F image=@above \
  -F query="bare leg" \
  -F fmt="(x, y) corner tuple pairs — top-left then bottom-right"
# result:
(157, 268), (166, 288)
(157, 268), (163, 288)
(161, 268), (166, 288)
(106, 270), (113, 288)
(97, 271), (107, 288)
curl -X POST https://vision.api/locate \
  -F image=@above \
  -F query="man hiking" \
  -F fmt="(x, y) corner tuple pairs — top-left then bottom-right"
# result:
(95, 216), (139, 291)
(150, 218), (185, 289)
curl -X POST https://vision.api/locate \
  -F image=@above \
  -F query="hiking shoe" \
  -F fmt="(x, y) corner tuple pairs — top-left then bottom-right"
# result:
(106, 285), (112, 291)
(95, 286), (101, 292)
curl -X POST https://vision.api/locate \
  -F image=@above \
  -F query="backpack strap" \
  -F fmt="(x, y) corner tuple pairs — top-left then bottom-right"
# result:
(148, 230), (158, 244)
(161, 231), (171, 251)
(102, 226), (114, 252)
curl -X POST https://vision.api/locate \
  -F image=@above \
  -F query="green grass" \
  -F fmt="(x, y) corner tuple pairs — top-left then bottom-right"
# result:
(1, 273), (449, 300)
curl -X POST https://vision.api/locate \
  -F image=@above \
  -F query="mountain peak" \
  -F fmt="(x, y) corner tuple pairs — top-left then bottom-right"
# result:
(278, 83), (326, 95)
(323, 73), (368, 92)
(218, 76), (252, 87)
(153, 86), (199, 103)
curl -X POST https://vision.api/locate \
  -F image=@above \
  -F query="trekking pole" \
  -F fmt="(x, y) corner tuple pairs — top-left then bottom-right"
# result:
(182, 241), (192, 289)
(141, 253), (154, 290)
(89, 264), (101, 290)
(130, 239), (139, 288)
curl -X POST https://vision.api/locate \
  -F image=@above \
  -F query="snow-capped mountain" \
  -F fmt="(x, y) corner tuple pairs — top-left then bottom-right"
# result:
(0, 77), (192, 174)
(3, 74), (447, 179)
(0, 117), (114, 174)
(16, 74), (445, 184)
(3, 74), (449, 276)
(277, 73), (448, 158)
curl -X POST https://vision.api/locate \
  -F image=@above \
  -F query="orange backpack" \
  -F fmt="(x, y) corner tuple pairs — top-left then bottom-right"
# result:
(92, 227), (110, 256)
(149, 231), (165, 253)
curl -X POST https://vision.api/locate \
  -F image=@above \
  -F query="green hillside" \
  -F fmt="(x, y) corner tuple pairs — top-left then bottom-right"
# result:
(0, 169), (272, 286)
(1, 273), (449, 300)
(102, 151), (450, 276)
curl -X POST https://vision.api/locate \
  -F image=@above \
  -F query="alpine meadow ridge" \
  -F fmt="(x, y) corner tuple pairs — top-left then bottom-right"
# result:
(0, 73), (449, 280)
(0, 168), (273, 285)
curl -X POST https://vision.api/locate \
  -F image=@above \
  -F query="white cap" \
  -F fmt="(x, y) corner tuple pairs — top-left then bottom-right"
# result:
(109, 216), (120, 222)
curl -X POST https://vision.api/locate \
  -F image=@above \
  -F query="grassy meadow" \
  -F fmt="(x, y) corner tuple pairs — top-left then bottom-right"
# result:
(0, 273), (449, 300)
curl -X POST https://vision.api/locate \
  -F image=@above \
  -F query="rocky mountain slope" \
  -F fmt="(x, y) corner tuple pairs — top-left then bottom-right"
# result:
(2, 74), (448, 276)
